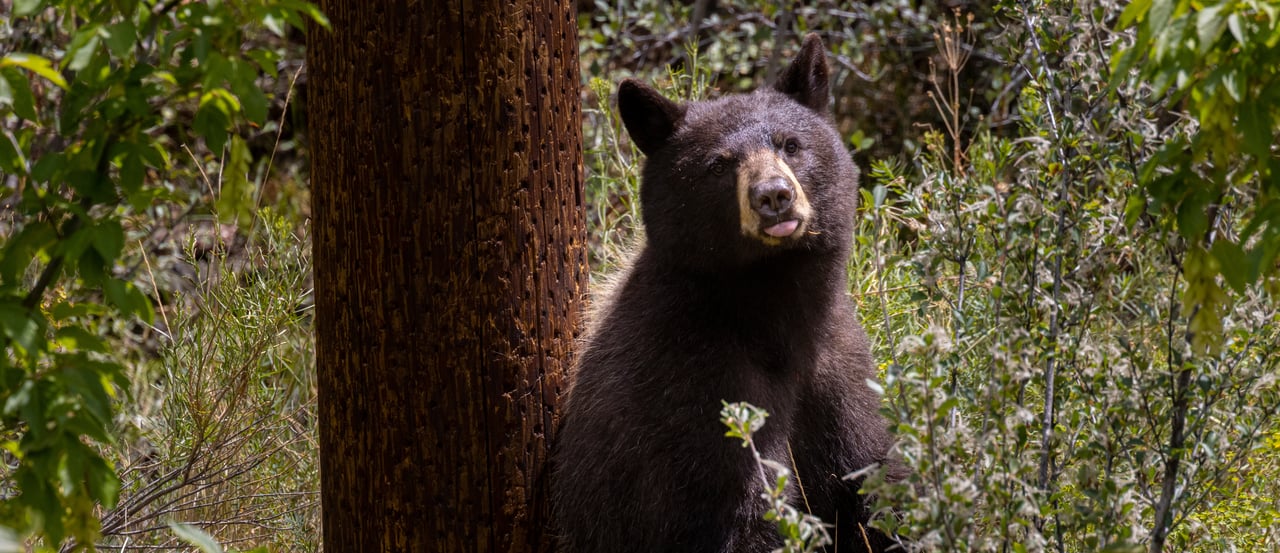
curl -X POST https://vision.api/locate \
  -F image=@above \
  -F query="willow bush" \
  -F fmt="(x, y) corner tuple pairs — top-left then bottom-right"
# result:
(856, 2), (1280, 551)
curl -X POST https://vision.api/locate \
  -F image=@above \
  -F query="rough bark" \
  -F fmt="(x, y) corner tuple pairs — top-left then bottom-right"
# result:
(308, 1), (584, 551)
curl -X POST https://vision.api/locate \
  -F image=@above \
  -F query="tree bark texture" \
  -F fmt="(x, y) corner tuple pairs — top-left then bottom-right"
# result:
(308, 1), (584, 551)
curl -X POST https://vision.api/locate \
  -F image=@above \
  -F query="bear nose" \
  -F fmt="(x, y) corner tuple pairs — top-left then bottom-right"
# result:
(750, 178), (794, 218)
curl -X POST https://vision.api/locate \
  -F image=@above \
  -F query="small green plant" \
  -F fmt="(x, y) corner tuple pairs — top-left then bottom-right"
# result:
(721, 401), (832, 553)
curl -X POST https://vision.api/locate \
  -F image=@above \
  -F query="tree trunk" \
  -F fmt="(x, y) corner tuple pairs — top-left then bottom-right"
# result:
(307, 1), (584, 551)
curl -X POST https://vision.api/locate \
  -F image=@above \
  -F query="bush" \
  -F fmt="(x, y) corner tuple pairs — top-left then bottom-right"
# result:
(855, 2), (1280, 551)
(0, 0), (323, 549)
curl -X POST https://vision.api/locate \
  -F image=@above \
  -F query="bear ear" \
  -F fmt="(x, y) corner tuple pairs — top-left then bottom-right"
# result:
(775, 33), (831, 113)
(618, 79), (684, 156)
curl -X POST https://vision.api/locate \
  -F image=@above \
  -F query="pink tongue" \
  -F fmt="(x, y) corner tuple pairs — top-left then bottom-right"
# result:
(764, 220), (799, 237)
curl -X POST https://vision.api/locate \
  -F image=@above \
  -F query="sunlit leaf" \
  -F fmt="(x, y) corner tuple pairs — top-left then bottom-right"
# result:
(0, 53), (67, 89)
(169, 522), (225, 553)
(12, 0), (45, 17)
(0, 302), (42, 355)
(0, 68), (38, 121)
(65, 26), (103, 73)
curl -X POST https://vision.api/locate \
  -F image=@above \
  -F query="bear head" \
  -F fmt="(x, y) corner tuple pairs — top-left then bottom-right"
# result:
(618, 34), (859, 272)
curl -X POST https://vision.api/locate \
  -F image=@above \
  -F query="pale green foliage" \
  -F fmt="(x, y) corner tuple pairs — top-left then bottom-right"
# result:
(721, 402), (832, 553)
(855, 2), (1280, 552)
(583, 75), (643, 276)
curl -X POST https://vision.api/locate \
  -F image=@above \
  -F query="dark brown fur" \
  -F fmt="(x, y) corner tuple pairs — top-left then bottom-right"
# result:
(552, 35), (902, 553)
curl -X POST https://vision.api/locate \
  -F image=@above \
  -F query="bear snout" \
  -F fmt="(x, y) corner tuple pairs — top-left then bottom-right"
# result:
(750, 178), (795, 219)
(736, 149), (813, 243)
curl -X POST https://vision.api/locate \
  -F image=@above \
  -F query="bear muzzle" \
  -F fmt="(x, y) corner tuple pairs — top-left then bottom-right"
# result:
(749, 178), (800, 237)
(737, 151), (812, 244)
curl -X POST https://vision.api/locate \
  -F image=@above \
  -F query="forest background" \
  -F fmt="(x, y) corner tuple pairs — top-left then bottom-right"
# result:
(0, 0), (1278, 552)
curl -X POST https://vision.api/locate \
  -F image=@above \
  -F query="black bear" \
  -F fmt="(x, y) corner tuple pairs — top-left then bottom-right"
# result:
(552, 34), (902, 553)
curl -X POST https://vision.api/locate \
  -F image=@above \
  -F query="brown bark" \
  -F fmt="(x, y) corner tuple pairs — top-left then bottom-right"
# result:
(308, 1), (585, 551)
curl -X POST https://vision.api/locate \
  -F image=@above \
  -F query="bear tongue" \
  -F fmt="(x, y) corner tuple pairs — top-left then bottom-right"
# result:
(763, 220), (799, 238)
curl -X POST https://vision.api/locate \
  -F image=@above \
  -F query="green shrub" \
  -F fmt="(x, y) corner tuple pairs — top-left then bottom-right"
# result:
(0, 0), (323, 549)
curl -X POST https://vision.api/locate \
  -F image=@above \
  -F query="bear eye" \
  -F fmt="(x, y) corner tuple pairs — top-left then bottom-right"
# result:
(709, 157), (730, 176)
(783, 138), (801, 155)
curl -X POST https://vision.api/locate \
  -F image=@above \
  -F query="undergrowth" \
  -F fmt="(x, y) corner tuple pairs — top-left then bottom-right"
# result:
(102, 210), (318, 552)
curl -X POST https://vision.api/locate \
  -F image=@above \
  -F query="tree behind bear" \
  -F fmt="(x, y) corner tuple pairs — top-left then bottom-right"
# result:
(309, 1), (586, 550)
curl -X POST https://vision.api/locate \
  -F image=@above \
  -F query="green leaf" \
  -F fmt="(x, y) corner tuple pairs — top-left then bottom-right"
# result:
(103, 280), (154, 323)
(3, 379), (34, 417)
(1148, 0), (1175, 35)
(0, 71), (11, 107)
(65, 26), (103, 73)
(0, 220), (56, 285)
(1196, 5), (1227, 53)
(86, 454), (121, 509)
(235, 81), (269, 125)
(193, 89), (239, 152)
(1176, 189), (1210, 241)
(1108, 46), (1140, 89)
(16, 465), (66, 544)
(1210, 239), (1250, 293)
(59, 363), (115, 437)
(0, 302), (42, 355)
(90, 218), (125, 262)
(872, 184), (887, 209)
(1238, 102), (1272, 158)
(1118, 0), (1153, 29)
(262, 13), (288, 38)
(232, 56), (268, 122)
(49, 301), (106, 321)
(29, 154), (62, 185)
(216, 135), (255, 226)
(169, 522), (225, 553)
(54, 326), (109, 353)
(0, 130), (26, 175)
(1220, 68), (1243, 102)
(1124, 193), (1147, 227)
(13, 0), (45, 16)
(295, 0), (332, 29)
(120, 148), (145, 198)
(103, 21), (138, 59)
(0, 53), (68, 89)
(245, 49), (281, 79)
(199, 52), (232, 91)
(1227, 12), (1246, 45)
(1, 68), (38, 121)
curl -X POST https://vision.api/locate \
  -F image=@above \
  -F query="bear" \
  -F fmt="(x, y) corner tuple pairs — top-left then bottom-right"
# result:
(551, 34), (903, 553)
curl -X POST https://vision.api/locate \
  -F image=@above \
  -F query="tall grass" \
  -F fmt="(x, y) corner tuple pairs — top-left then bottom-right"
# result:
(102, 212), (318, 552)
